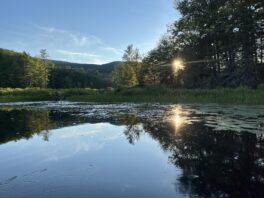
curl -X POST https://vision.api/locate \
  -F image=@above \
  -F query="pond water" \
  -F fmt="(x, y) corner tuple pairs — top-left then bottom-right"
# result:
(0, 102), (263, 198)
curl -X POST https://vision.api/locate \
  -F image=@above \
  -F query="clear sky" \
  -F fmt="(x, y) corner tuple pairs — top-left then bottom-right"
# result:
(0, 0), (179, 64)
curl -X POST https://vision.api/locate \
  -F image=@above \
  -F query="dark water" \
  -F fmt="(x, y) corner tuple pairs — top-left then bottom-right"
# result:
(0, 102), (263, 198)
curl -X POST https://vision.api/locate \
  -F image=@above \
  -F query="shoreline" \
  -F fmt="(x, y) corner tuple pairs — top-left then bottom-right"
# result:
(0, 87), (263, 105)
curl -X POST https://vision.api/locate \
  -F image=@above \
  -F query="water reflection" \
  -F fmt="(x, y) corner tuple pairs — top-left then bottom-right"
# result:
(0, 109), (90, 144)
(121, 114), (264, 197)
(169, 106), (188, 133)
(0, 103), (263, 197)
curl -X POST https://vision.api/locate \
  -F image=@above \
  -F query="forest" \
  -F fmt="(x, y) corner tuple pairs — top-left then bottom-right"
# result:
(114, 0), (264, 89)
(0, 48), (110, 89)
(0, 0), (263, 90)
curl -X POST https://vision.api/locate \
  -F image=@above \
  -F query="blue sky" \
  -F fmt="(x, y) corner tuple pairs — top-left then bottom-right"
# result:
(0, 0), (179, 64)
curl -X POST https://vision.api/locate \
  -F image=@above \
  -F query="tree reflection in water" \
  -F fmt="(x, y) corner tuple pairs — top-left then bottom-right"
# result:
(122, 107), (264, 197)
(0, 109), (88, 144)
(0, 106), (263, 197)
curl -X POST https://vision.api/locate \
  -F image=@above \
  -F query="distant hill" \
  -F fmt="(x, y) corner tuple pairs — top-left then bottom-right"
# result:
(52, 60), (122, 75)
(0, 48), (119, 88)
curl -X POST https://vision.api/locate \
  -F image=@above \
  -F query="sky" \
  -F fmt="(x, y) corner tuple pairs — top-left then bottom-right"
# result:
(0, 0), (179, 64)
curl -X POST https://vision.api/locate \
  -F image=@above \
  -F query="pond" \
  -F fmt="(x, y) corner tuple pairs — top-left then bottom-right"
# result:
(0, 102), (263, 198)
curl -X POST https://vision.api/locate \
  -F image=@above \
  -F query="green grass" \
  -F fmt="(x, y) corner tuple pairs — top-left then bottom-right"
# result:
(0, 88), (98, 102)
(0, 86), (264, 104)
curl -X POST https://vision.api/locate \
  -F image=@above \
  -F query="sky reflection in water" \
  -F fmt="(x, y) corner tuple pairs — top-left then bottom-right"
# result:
(0, 102), (263, 198)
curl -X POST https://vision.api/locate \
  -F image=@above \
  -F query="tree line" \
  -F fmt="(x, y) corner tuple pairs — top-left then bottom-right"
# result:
(113, 0), (264, 88)
(0, 48), (108, 89)
(1, 0), (263, 89)
(0, 48), (49, 88)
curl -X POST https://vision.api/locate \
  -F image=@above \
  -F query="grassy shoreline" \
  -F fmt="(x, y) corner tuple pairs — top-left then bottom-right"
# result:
(0, 87), (263, 105)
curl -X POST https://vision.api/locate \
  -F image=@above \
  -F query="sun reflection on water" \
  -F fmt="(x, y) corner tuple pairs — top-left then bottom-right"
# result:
(169, 106), (188, 133)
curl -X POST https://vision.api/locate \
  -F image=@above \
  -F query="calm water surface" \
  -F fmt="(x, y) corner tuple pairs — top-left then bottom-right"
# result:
(0, 102), (263, 198)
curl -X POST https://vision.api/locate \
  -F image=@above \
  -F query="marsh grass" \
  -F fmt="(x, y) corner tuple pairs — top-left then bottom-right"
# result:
(0, 86), (263, 104)
(0, 88), (97, 102)
(68, 86), (264, 104)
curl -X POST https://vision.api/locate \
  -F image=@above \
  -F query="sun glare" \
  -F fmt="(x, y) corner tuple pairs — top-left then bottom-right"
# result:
(172, 59), (185, 74)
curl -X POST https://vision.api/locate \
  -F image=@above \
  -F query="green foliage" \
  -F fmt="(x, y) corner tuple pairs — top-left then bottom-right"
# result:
(49, 67), (108, 89)
(39, 49), (51, 88)
(112, 63), (138, 88)
(0, 87), (263, 104)
(1, 1), (263, 91)
(68, 86), (264, 105)
(0, 48), (111, 89)
(52, 60), (121, 77)
(0, 49), (46, 88)
(0, 88), (98, 102)
(122, 44), (141, 62)
(112, 45), (142, 88)
(142, 0), (264, 88)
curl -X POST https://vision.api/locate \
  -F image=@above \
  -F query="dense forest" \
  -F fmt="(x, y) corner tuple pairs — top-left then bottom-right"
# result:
(0, 0), (263, 89)
(0, 48), (112, 89)
(114, 0), (264, 88)
(0, 48), (48, 88)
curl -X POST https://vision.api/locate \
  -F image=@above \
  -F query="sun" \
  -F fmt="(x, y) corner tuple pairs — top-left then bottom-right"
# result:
(172, 59), (185, 74)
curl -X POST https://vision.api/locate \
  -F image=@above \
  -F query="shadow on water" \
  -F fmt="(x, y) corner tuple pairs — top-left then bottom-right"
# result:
(0, 103), (263, 197)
